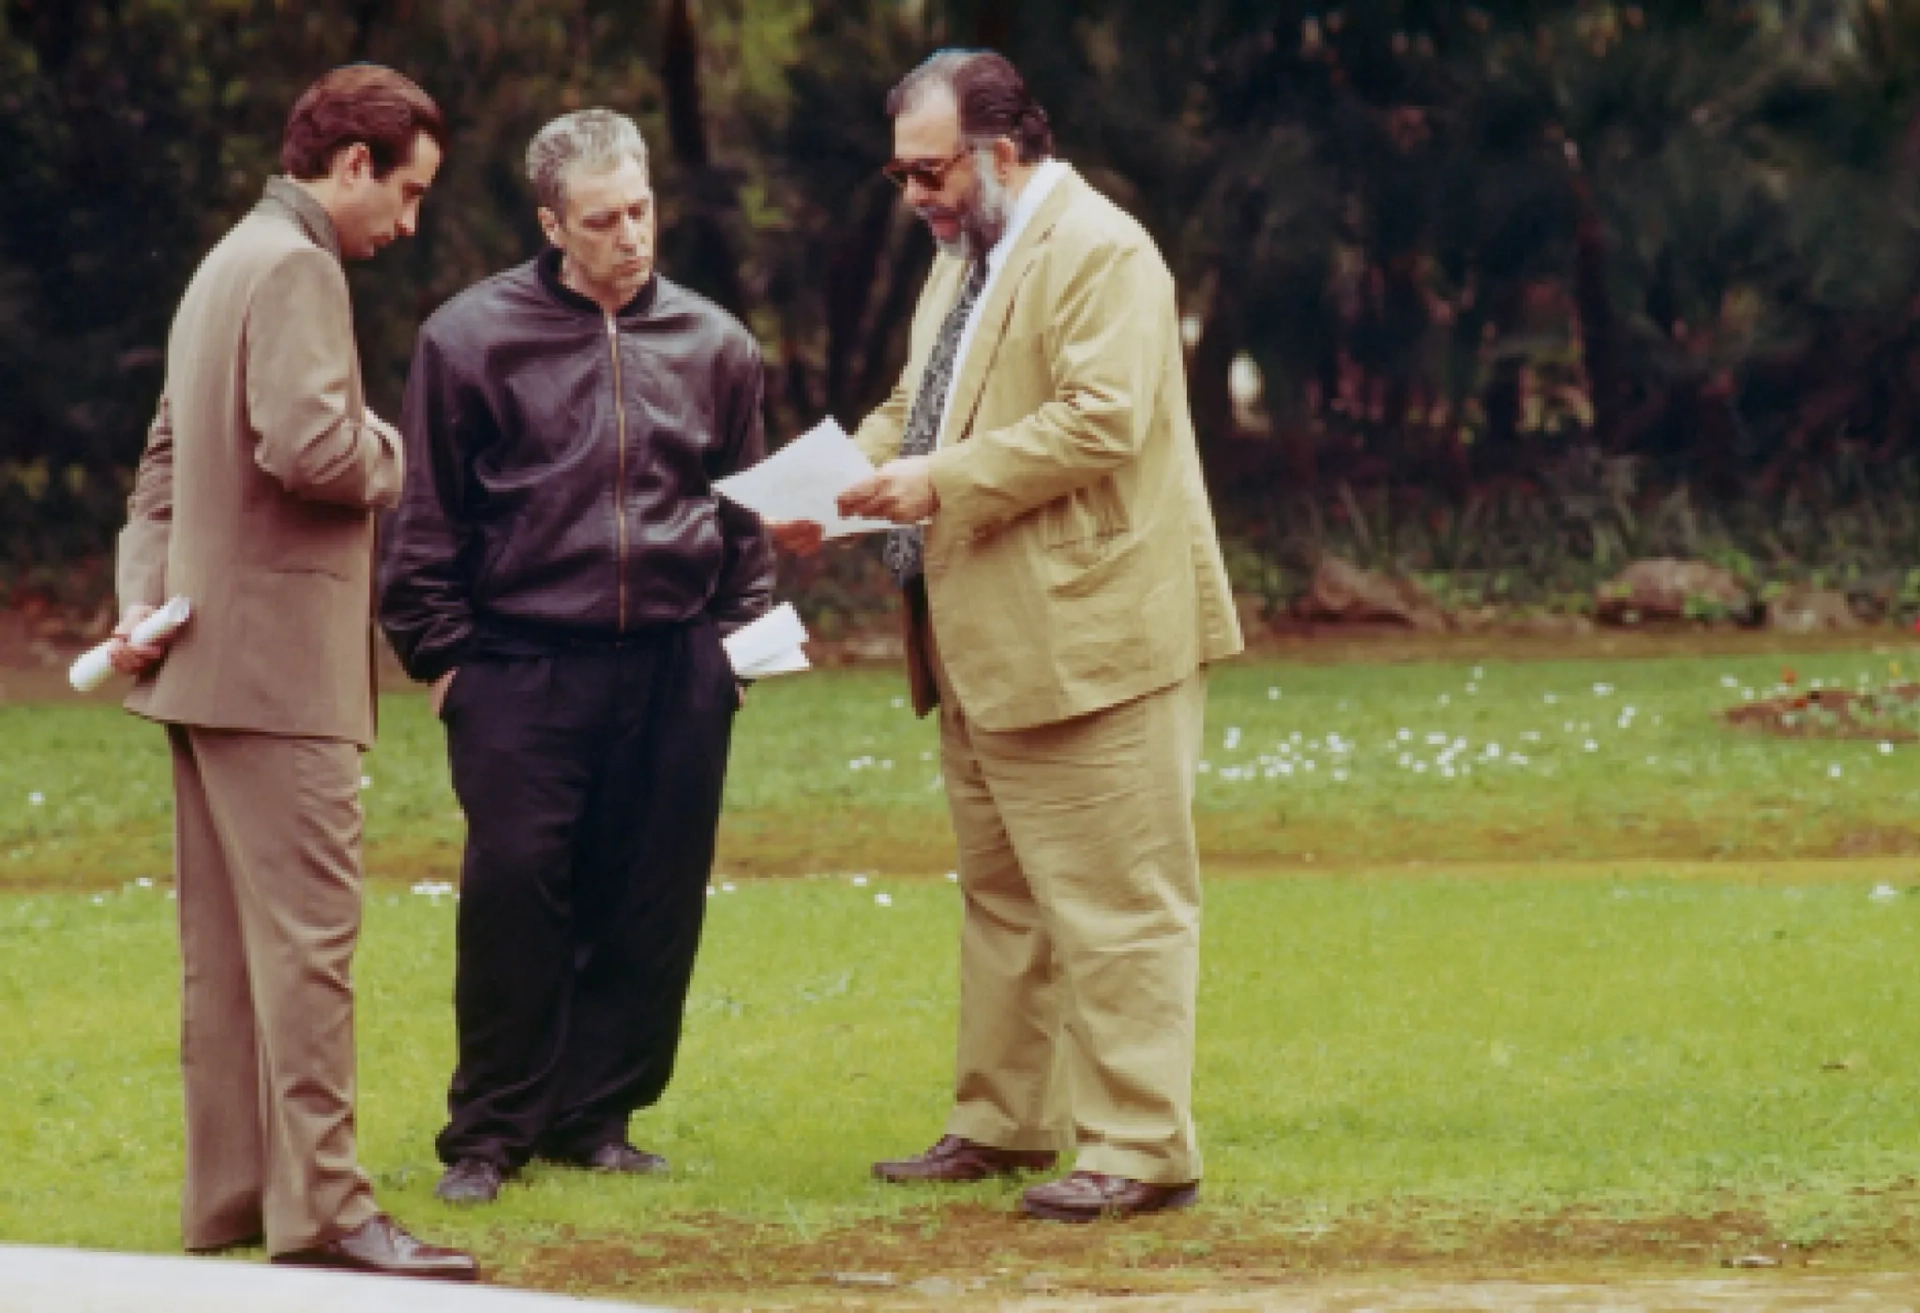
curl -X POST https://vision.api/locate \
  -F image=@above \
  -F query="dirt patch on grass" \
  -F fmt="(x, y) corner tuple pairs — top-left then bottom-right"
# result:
(501, 1200), (1920, 1306)
(1724, 683), (1920, 742)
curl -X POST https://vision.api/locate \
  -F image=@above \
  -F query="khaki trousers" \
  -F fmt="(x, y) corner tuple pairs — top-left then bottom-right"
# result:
(923, 614), (1207, 1185)
(167, 726), (378, 1255)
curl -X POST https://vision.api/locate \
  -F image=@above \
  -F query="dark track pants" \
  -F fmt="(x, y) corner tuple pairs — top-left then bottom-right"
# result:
(434, 619), (736, 1169)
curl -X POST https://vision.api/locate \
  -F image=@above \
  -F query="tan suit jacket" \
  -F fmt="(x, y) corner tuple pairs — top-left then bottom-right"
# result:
(117, 180), (402, 749)
(855, 167), (1242, 732)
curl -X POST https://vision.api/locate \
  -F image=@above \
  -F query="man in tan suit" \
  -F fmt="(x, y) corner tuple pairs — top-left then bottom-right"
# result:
(774, 50), (1242, 1222)
(109, 66), (474, 1280)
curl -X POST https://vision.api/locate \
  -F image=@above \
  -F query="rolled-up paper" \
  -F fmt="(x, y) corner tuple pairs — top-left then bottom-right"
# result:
(69, 596), (192, 693)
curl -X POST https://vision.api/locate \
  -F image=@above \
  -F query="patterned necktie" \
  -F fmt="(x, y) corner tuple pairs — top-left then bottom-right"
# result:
(884, 259), (989, 586)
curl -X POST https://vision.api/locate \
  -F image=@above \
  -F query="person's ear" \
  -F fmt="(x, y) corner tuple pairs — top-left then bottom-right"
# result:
(334, 141), (373, 187)
(537, 206), (564, 249)
(994, 136), (1020, 181)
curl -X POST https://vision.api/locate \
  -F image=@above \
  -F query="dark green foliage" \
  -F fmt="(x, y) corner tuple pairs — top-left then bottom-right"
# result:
(1, 0), (1916, 616)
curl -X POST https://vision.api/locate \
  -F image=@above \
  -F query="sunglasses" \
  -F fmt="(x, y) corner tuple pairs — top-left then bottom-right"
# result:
(882, 150), (969, 191)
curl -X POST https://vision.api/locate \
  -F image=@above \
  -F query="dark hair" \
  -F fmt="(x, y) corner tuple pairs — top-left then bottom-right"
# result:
(281, 65), (446, 181)
(886, 50), (1053, 164)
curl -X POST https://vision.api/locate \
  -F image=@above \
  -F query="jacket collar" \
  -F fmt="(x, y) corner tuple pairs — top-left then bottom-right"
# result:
(937, 164), (1082, 448)
(257, 177), (342, 263)
(535, 247), (660, 320)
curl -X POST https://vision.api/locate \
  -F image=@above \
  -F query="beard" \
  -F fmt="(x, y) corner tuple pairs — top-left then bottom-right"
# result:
(917, 147), (1011, 263)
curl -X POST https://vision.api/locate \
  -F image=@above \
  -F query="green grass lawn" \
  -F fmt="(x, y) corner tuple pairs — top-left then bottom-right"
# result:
(4, 648), (1920, 1299)
(4, 646), (1918, 887)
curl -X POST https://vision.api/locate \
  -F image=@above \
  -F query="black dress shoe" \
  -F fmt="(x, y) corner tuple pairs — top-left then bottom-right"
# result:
(186, 1231), (264, 1256)
(580, 1141), (669, 1175)
(1020, 1170), (1199, 1222)
(272, 1214), (478, 1281)
(873, 1134), (1059, 1183)
(435, 1157), (506, 1205)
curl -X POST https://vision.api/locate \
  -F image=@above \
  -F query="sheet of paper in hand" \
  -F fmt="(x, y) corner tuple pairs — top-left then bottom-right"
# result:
(712, 418), (893, 539)
(723, 602), (812, 679)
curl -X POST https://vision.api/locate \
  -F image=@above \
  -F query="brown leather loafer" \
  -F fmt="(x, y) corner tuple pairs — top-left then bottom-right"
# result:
(873, 1134), (1058, 1183)
(1020, 1171), (1199, 1222)
(272, 1214), (479, 1282)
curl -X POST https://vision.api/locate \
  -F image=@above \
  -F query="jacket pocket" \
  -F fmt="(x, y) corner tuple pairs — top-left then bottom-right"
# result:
(1039, 478), (1129, 550)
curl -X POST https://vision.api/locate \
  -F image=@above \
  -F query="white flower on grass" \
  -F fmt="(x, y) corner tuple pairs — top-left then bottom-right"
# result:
(851, 875), (869, 886)
(1510, 754), (1530, 767)
(1646, 756), (1659, 766)
(1398, 753), (1413, 768)
(27, 792), (43, 807)
(706, 886), (716, 898)
(1440, 765), (1456, 779)
(1397, 728), (1412, 742)
(1584, 740), (1599, 753)
(410, 880), (456, 902)
(1593, 683), (1614, 696)
(874, 893), (893, 907)
(891, 697), (905, 709)
(1413, 762), (1428, 773)
(1267, 687), (1281, 701)
(1871, 884), (1900, 903)
(136, 877), (153, 889)
(1828, 764), (1843, 779)
(1198, 761), (1212, 773)
(1333, 768), (1350, 782)
(1224, 726), (1242, 751)
(1880, 742), (1895, 755)
(1472, 666), (1484, 680)
(1466, 682), (1479, 695)
(359, 775), (372, 790)
(1427, 733), (1449, 746)
(1484, 744), (1502, 759)
(1721, 675), (1739, 688)
(1544, 693), (1558, 705)
(90, 895), (104, 905)
(1743, 688), (1756, 700)
(946, 871), (959, 882)
(1438, 694), (1451, 706)
(721, 882), (738, 893)
(880, 760), (893, 770)
(1521, 731), (1541, 742)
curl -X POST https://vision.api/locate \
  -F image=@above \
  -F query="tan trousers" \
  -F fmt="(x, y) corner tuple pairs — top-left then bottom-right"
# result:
(925, 620), (1207, 1186)
(167, 726), (379, 1255)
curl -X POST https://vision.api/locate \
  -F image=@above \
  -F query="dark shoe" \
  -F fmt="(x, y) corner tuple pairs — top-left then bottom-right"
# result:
(1020, 1171), (1199, 1222)
(272, 1214), (479, 1281)
(434, 1157), (505, 1205)
(873, 1134), (1058, 1184)
(186, 1231), (264, 1256)
(579, 1141), (669, 1175)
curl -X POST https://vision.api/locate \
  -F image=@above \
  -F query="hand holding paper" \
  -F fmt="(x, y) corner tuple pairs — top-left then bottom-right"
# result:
(70, 596), (192, 692)
(723, 602), (811, 680)
(714, 418), (891, 541)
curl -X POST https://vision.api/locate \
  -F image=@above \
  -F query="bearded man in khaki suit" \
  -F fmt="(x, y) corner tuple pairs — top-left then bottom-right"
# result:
(773, 50), (1242, 1222)
(109, 66), (474, 1280)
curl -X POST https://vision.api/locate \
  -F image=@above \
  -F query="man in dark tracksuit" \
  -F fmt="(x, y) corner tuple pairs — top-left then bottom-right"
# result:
(378, 108), (772, 1205)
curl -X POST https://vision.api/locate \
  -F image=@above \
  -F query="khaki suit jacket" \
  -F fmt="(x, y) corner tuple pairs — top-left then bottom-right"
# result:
(855, 167), (1242, 732)
(116, 180), (402, 749)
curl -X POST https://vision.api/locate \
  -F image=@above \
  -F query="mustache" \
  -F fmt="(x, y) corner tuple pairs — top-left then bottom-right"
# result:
(914, 203), (964, 225)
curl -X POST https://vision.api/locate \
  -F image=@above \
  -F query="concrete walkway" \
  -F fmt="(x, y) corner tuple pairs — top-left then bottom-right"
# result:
(0, 1245), (659, 1313)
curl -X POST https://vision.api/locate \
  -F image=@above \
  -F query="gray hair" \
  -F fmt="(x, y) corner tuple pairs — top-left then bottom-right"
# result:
(526, 108), (650, 215)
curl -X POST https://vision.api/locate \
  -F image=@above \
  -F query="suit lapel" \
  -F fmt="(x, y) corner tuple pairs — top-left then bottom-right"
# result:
(937, 170), (1081, 448)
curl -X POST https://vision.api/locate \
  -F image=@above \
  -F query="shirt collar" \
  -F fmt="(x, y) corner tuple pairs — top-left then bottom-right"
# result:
(536, 247), (659, 319)
(257, 177), (342, 263)
(982, 158), (1070, 275)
